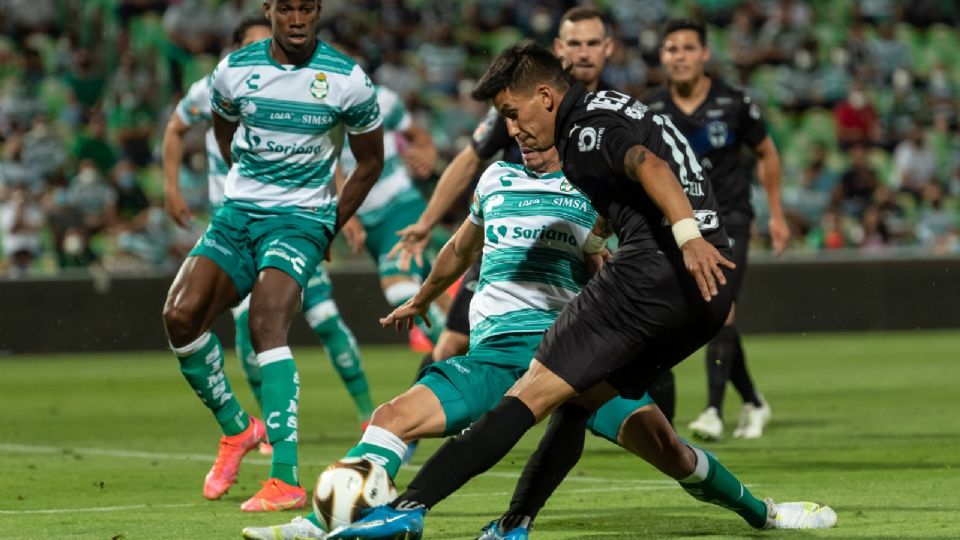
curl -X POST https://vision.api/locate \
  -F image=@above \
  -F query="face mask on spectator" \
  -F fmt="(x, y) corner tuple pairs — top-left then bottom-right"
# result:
(77, 168), (98, 186)
(848, 90), (866, 109)
(118, 172), (135, 189)
(63, 231), (86, 256)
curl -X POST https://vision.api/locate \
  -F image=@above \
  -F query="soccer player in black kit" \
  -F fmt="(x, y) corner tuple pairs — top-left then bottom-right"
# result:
(329, 41), (836, 540)
(393, 6), (679, 423)
(650, 19), (789, 441)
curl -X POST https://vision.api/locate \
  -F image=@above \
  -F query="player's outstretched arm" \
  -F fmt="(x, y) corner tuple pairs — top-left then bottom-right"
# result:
(390, 144), (482, 266)
(381, 217), (483, 331)
(622, 144), (735, 301)
(161, 113), (194, 227)
(400, 121), (438, 179)
(338, 127), (385, 232)
(754, 136), (789, 255)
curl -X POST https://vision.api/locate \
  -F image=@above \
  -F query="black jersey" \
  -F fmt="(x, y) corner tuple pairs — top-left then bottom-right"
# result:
(554, 83), (728, 252)
(473, 80), (619, 165)
(646, 78), (767, 228)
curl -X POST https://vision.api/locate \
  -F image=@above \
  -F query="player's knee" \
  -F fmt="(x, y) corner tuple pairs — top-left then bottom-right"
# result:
(369, 399), (415, 441)
(162, 298), (204, 346)
(248, 305), (291, 349)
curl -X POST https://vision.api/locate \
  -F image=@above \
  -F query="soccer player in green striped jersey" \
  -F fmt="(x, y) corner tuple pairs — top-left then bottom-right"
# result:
(161, 14), (375, 456)
(162, 0), (383, 513)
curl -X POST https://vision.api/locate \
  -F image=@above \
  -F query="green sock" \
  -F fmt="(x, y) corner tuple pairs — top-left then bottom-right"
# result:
(233, 308), (262, 411)
(311, 315), (374, 419)
(344, 424), (407, 479)
(259, 348), (300, 486)
(680, 446), (768, 528)
(173, 332), (249, 436)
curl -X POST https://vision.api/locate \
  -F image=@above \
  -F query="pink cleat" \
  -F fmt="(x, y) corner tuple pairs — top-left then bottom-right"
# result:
(202, 417), (266, 500)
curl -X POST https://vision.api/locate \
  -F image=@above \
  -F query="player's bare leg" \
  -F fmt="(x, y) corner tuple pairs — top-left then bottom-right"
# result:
(163, 256), (266, 500)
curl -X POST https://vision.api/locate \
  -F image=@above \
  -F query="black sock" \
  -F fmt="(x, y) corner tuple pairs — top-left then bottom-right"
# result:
(645, 370), (676, 424)
(706, 325), (738, 414)
(412, 352), (434, 385)
(727, 326), (761, 407)
(393, 396), (536, 510)
(500, 402), (591, 529)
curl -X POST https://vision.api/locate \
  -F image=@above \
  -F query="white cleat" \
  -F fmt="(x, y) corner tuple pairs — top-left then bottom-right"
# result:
(688, 407), (723, 440)
(733, 396), (772, 439)
(764, 499), (838, 529)
(242, 515), (326, 540)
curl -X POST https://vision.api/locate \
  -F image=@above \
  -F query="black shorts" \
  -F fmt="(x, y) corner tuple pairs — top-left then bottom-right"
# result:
(727, 232), (749, 301)
(445, 259), (481, 335)
(536, 246), (734, 400)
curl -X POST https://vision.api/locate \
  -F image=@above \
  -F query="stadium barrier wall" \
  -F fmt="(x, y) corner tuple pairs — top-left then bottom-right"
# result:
(1, 257), (958, 354)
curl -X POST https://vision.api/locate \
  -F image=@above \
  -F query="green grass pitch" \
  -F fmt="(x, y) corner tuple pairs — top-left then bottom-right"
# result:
(1, 331), (958, 539)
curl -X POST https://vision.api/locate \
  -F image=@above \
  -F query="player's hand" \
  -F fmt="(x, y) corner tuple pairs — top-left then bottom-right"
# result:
(164, 190), (193, 228)
(379, 297), (431, 331)
(341, 216), (367, 254)
(681, 237), (736, 302)
(388, 221), (431, 271)
(402, 146), (437, 179)
(768, 213), (790, 256)
(585, 249), (608, 277)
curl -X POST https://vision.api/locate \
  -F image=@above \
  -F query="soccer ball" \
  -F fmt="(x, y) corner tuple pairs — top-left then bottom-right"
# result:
(313, 457), (397, 531)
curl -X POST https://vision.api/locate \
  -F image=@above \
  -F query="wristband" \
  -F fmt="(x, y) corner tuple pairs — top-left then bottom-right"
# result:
(583, 233), (607, 254)
(672, 217), (702, 248)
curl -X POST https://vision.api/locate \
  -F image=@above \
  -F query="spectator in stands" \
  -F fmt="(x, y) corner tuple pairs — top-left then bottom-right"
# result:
(871, 184), (909, 240)
(0, 185), (44, 275)
(71, 113), (117, 174)
(112, 160), (149, 221)
(892, 126), (938, 200)
(915, 182), (958, 252)
(67, 159), (116, 236)
(926, 63), (955, 131)
(834, 81), (881, 149)
(807, 206), (850, 250)
(19, 115), (66, 185)
(836, 143), (880, 216)
(885, 69), (929, 142)
(867, 22), (910, 84)
(857, 205), (891, 250)
(803, 142), (840, 193)
(416, 23), (466, 96)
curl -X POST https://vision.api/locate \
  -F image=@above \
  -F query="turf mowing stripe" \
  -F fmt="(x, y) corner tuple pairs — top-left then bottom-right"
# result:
(0, 503), (198, 515)
(0, 443), (674, 485)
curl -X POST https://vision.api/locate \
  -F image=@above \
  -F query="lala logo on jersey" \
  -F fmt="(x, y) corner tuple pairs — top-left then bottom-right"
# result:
(310, 72), (328, 100)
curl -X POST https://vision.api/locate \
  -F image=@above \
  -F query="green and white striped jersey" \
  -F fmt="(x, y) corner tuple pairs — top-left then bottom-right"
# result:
(339, 85), (418, 225)
(210, 38), (381, 220)
(468, 161), (599, 347)
(176, 75), (229, 205)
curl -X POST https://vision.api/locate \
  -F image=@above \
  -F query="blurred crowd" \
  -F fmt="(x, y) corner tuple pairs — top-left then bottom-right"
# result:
(1, 0), (959, 277)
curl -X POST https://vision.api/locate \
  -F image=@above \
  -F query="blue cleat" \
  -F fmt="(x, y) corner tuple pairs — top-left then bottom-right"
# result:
(476, 520), (529, 540)
(327, 505), (424, 540)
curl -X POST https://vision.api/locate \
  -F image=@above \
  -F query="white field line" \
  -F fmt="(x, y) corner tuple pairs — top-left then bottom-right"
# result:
(0, 487), (673, 515)
(0, 443), (674, 486)
(0, 503), (197, 515)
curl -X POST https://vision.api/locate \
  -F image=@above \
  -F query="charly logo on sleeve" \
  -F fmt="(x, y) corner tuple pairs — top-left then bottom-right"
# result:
(310, 73), (328, 100)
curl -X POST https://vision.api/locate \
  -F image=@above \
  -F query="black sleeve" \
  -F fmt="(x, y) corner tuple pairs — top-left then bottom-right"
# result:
(599, 122), (646, 179)
(738, 94), (768, 148)
(470, 107), (514, 160)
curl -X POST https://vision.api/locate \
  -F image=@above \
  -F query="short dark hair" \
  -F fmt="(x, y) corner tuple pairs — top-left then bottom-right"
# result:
(232, 12), (271, 46)
(662, 18), (707, 47)
(471, 40), (570, 102)
(559, 6), (609, 37)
